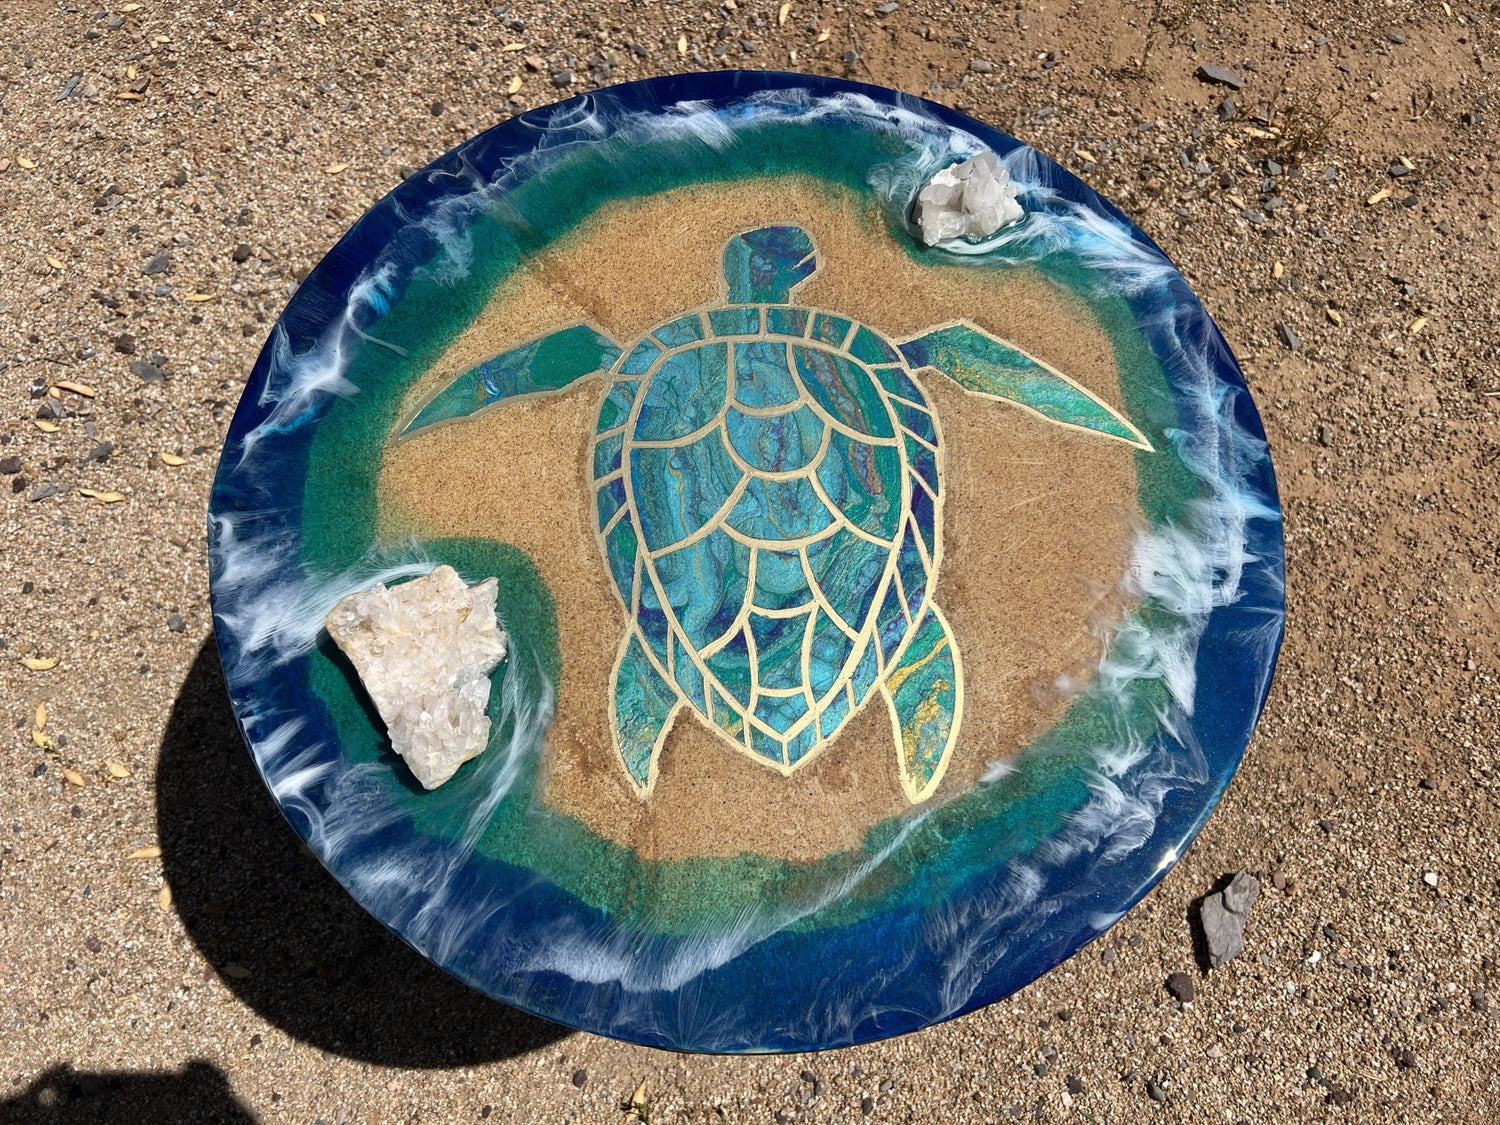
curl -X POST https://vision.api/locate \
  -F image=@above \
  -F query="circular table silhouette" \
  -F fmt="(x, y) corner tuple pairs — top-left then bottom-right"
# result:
(209, 71), (1285, 1053)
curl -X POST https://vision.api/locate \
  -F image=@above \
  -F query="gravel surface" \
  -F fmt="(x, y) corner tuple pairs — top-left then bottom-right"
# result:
(2, 0), (1498, 1121)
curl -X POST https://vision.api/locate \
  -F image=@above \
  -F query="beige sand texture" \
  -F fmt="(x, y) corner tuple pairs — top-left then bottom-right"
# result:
(378, 177), (1141, 862)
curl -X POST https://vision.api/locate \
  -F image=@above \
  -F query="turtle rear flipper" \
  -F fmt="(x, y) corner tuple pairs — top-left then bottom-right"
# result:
(899, 323), (1152, 450)
(610, 632), (683, 796)
(399, 324), (622, 440)
(880, 604), (963, 803)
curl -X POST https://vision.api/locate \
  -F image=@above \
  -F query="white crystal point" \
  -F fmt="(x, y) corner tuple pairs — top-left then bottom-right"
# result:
(325, 565), (508, 790)
(915, 151), (1025, 245)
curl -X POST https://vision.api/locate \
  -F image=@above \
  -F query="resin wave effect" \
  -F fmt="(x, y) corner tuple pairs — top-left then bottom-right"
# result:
(208, 73), (1284, 1052)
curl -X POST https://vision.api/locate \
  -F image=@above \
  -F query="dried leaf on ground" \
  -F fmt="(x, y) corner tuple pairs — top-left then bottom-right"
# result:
(128, 846), (163, 859)
(22, 656), (60, 671)
(105, 760), (132, 779)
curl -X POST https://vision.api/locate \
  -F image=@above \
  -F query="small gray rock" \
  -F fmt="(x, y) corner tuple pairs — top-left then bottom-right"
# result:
(551, 68), (574, 87)
(1275, 322), (1300, 351)
(167, 613), (185, 633)
(232, 243), (252, 263)
(1196, 64), (1244, 89)
(1387, 31), (1406, 44)
(129, 360), (166, 383)
(1200, 870), (1261, 968)
(80, 441), (114, 465)
(1389, 161), (1411, 178)
(970, 58), (995, 73)
(141, 251), (171, 276)
(0, 456), (22, 475)
(28, 482), (61, 502)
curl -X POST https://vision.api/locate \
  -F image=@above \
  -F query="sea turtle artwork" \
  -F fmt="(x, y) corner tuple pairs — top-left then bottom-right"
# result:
(209, 72), (1285, 1054)
(399, 225), (1152, 801)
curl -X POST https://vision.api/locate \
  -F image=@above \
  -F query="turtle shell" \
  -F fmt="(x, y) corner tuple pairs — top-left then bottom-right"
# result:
(591, 305), (944, 769)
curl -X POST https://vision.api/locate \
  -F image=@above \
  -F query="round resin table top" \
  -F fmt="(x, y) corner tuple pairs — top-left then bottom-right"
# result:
(208, 71), (1285, 1052)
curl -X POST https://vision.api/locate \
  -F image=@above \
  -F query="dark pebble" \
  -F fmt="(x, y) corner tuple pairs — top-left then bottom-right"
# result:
(1217, 95), (1237, 121)
(1387, 31), (1406, 44)
(1264, 158), (1283, 176)
(81, 441), (114, 465)
(860, 1096), (874, 1116)
(1419, 777), (1437, 790)
(1319, 819), (1335, 832)
(551, 69), (575, 87)
(970, 59), (994, 73)
(141, 251), (171, 276)
(1146, 1081), (1167, 1104)
(1101, 948), (1117, 965)
(11, 478), (25, 494)
(800, 1069), (816, 1084)
(1322, 924), (1339, 944)
(173, 169), (189, 187)
(1196, 63), (1244, 89)
(167, 613), (186, 633)
(1389, 161), (1411, 178)
(1472, 991), (1489, 1012)
(1034, 1062), (1048, 1077)
(1242, 210), (1266, 225)
(878, 1079), (894, 1094)
(1317, 425), (1333, 448)
(84, 936), (101, 953)
(570, 1068), (587, 1088)
(430, 99), (445, 116)
(1232, 1022), (1247, 1033)
(1276, 322), (1300, 351)
(842, 48), (859, 66)
(232, 243), (252, 263)
(34, 763), (47, 778)
(398, 165), (418, 180)
(1065, 1075), (1084, 1095)
(28, 483), (61, 502)
(1397, 1048), (1417, 1069)
(0, 456), (21, 475)
(1307, 1065), (1323, 1081)
(250, 1033), (262, 1047)
(1165, 971), (1195, 1002)
(113, 333), (136, 355)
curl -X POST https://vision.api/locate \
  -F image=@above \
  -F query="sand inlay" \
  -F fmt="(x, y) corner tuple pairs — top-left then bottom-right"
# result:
(378, 178), (1141, 862)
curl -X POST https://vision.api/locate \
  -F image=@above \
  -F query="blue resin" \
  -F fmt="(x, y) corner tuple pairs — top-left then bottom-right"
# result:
(209, 72), (1285, 1055)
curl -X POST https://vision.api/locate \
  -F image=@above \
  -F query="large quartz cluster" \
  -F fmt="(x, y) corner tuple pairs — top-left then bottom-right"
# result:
(914, 151), (1024, 245)
(325, 565), (508, 790)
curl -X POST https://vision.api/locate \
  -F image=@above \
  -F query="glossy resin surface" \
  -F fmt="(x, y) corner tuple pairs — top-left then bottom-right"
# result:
(209, 72), (1285, 1052)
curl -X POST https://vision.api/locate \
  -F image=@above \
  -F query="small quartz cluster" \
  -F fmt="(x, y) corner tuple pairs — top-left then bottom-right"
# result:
(914, 151), (1024, 245)
(325, 565), (508, 790)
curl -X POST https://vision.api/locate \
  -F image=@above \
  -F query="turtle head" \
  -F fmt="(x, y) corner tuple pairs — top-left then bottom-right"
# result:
(723, 226), (818, 304)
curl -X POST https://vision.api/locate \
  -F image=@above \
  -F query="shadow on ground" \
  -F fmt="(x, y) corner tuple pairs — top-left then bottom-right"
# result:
(155, 637), (570, 1067)
(0, 1061), (254, 1125)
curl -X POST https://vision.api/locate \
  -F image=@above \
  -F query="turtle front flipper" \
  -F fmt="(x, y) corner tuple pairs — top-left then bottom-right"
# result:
(899, 323), (1153, 450)
(399, 324), (622, 440)
(880, 603), (964, 803)
(609, 632), (683, 796)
